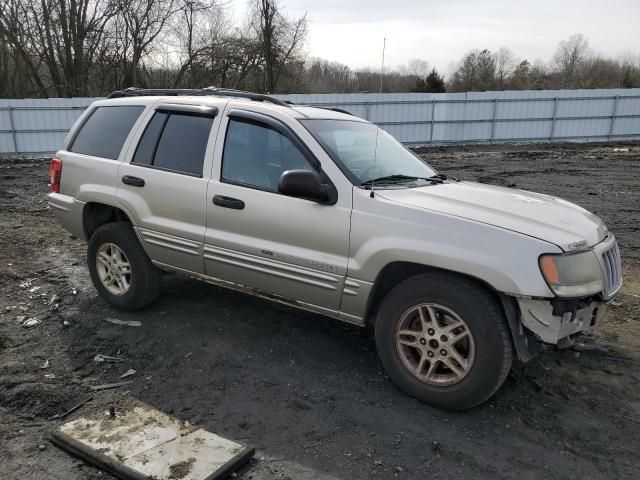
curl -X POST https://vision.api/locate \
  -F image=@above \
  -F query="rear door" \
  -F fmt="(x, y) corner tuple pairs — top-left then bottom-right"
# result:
(58, 104), (147, 202)
(203, 107), (353, 313)
(117, 102), (221, 273)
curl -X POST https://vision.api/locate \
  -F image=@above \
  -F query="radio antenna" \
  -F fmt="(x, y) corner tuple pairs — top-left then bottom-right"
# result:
(370, 37), (386, 198)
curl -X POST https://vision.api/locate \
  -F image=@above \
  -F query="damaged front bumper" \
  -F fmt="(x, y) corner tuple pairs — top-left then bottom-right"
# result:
(517, 296), (608, 345)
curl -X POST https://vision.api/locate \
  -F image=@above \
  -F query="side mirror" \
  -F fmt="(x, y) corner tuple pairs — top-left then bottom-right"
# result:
(278, 169), (332, 203)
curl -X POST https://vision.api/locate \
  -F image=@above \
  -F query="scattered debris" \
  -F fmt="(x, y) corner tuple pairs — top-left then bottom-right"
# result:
(29, 286), (42, 293)
(71, 288), (78, 295)
(62, 320), (70, 327)
(119, 369), (136, 379)
(93, 354), (124, 363)
(44, 373), (56, 379)
(40, 359), (49, 369)
(613, 147), (629, 152)
(19, 279), (33, 288)
(22, 317), (40, 328)
(105, 318), (142, 327)
(431, 441), (442, 454)
(49, 294), (60, 311)
(48, 396), (93, 421)
(90, 381), (134, 391)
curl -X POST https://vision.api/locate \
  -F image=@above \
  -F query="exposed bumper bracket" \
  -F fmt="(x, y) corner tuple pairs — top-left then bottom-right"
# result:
(499, 294), (542, 363)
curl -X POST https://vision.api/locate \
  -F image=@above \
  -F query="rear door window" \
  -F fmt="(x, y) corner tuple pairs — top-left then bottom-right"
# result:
(132, 112), (167, 165)
(70, 106), (144, 160)
(132, 111), (213, 176)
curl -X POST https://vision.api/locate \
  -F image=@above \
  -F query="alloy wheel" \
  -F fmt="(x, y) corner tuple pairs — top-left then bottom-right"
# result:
(395, 303), (475, 386)
(96, 242), (132, 296)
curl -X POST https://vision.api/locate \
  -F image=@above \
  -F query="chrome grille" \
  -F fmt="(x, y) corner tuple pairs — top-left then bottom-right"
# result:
(602, 242), (622, 297)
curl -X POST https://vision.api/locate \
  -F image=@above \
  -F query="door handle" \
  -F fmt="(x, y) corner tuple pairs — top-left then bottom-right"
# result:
(122, 175), (145, 187)
(213, 195), (245, 210)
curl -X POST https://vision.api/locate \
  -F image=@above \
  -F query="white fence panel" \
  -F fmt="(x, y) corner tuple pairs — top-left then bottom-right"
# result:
(0, 89), (639, 155)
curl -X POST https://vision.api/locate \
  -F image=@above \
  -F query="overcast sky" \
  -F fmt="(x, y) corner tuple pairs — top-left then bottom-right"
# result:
(231, 0), (640, 74)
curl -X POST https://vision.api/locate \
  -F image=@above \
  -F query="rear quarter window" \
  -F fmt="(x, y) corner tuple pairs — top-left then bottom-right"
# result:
(69, 105), (145, 160)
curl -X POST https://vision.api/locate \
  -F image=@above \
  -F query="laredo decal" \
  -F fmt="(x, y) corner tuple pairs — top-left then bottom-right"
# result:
(261, 249), (338, 273)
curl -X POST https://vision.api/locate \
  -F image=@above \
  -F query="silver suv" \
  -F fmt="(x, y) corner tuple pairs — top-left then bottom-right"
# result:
(48, 88), (622, 410)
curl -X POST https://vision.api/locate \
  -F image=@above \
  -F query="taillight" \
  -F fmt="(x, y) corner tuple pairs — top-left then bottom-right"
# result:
(50, 158), (62, 193)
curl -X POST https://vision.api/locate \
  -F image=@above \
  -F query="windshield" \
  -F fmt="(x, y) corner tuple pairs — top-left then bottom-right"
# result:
(301, 119), (437, 186)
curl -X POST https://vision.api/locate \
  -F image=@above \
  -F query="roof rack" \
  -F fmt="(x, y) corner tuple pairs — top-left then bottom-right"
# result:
(107, 87), (291, 108)
(310, 106), (353, 116)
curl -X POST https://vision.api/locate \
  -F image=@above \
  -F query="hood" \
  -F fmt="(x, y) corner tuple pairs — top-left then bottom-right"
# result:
(377, 181), (607, 251)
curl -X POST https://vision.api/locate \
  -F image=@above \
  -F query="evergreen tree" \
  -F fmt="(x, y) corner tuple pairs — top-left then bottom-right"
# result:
(425, 68), (446, 92)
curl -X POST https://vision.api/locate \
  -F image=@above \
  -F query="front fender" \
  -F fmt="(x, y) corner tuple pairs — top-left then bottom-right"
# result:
(348, 189), (560, 298)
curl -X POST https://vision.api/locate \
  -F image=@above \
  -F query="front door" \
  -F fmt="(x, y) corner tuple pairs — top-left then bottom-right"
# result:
(117, 103), (220, 273)
(204, 109), (352, 313)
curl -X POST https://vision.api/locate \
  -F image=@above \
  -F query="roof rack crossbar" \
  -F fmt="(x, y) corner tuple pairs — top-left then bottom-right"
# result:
(107, 87), (291, 108)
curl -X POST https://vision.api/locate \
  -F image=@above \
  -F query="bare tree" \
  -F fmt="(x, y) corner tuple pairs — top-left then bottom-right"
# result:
(0, 0), (117, 96)
(495, 47), (517, 89)
(406, 58), (430, 78)
(0, 2), (638, 98)
(450, 49), (496, 91)
(620, 53), (640, 87)
(168, 0), (222, 87)
(552, 33), (592, 88)
(249, 0), (307, 93)
(115, 0), (180, 87)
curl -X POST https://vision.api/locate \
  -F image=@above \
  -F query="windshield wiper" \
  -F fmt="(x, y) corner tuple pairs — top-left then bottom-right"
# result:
(429, 173), (459, 182)
(360, 174), (443, 188)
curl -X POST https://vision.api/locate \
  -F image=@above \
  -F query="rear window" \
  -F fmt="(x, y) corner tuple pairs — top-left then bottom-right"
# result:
(132, 111), (213, 176)
(69, 106), (144, 160)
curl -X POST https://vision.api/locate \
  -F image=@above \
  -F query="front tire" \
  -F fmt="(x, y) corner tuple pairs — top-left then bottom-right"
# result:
(87, 222), (161, 310)
(375, 272), (512, 410)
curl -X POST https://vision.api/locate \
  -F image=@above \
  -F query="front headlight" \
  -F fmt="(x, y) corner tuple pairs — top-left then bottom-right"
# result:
(539, 251), (603, 297)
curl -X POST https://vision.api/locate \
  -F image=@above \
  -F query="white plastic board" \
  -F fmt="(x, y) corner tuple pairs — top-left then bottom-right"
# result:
(51, 399), (253, 480)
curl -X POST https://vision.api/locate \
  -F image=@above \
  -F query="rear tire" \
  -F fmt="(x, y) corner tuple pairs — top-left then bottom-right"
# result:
(375, 272), (512, 410)
(87, 222), (161, 310)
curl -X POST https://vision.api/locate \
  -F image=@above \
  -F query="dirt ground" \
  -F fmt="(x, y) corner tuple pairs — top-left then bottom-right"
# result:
(1, 143), (639, 480)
